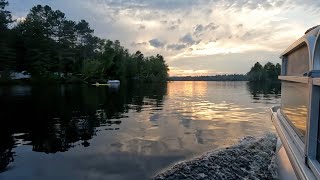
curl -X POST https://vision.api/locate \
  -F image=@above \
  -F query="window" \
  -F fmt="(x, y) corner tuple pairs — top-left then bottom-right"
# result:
(286, 44), (309, 76)
(281, 81), (309, 140)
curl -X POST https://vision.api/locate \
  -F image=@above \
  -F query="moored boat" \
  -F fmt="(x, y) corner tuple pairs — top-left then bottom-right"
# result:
(107, 80), (120, 84)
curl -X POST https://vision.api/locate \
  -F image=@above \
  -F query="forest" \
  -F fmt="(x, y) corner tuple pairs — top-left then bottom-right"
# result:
(0, 1), (169, 83)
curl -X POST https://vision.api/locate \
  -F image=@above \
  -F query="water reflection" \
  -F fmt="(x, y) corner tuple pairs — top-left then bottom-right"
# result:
(247, 81), (281, 101)
(0, 82), (281, 179)
(0, 83), (167, 171)
(0, 131), (14, 172)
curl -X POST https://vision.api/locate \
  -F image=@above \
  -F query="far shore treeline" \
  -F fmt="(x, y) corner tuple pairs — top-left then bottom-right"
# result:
(169, 62), (281, 82)
(0, 1), (169, 83)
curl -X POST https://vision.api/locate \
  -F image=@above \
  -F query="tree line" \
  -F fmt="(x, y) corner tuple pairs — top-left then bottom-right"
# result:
(169, 61), (281, 82)
(246, 62), (281, 82)
(169, 74), (248, 81)
(0, 1), (169, 83)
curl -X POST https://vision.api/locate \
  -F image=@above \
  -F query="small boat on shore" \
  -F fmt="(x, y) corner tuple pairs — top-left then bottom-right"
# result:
(271, 25), (320, 180)
(107, 80), (120, 88)
(107, 80), (120, 84)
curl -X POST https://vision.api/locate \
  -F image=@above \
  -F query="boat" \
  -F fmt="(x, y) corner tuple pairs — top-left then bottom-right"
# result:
(271, 25), (320, 180)
(107, 80), (120, 88)
(107, 80), (120, 84)
(92, 82), (109, 86)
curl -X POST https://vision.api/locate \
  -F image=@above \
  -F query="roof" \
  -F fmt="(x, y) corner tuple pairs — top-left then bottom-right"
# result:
(280, 25), (320, 57)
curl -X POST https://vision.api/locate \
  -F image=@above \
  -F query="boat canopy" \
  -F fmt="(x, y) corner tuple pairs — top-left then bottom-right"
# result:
(275, 25), (320, 179)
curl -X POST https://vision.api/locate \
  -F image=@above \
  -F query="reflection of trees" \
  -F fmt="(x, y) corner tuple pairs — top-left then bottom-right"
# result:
(246, 81), (281, 100)
(0, 131), (14, 172)
(0, 83), (167, 154)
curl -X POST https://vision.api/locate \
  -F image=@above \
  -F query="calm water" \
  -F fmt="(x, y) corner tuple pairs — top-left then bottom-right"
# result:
(0, 81), (280, 180)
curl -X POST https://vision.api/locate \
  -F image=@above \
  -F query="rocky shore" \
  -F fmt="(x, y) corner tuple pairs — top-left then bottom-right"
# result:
(153, 133), (278, 180)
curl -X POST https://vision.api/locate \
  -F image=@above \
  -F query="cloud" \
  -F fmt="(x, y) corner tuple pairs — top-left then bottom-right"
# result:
(166, 44), (186, 51)
(237, 24), (243, 29)
(168, 25), (179, 31)
(194, 23), (219, 37)
(179, 33), (200, 45)
(149, 38), (166, 48)
(138, 24), (146, 30)
(131, 41), (147, 47)
(99, 0), (201, 11)
(194, 24), (204, 35)
(160, 20), (167, 24)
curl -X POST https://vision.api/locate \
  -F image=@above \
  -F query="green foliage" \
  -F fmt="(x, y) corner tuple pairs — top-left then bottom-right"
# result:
(0, 3), (169, 83)
(0, 0), (12, 30)
(247, 62), (281, 82)
(82, 60), (103, 78)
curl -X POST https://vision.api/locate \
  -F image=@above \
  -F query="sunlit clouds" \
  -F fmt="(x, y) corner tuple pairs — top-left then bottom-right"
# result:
(8, 0), (320, 76)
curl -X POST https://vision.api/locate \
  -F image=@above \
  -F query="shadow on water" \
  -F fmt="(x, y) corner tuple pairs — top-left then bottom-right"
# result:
(246, 81), (281, 100)
(0, 131), (14, 172)
(0, 82), (167, 171)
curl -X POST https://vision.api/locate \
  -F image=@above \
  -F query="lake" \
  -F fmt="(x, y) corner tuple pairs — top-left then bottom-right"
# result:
(0, 81), (281, 180)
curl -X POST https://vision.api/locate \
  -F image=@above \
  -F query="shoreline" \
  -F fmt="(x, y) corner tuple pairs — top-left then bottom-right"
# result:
(153, 133), (278, 180)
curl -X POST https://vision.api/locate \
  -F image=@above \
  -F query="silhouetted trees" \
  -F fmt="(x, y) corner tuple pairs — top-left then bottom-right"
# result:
(0, 2), (168, 83)
(247, 62), (281, 82)
(169, 74), (248, 81)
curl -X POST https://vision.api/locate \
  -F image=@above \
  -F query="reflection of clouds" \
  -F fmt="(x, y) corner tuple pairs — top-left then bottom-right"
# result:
(108, 81), (279, 159)
(2, 82), (281, 179)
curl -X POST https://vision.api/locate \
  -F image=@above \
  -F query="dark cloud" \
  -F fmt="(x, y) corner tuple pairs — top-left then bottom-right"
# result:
(237, 24), (243, 29)
(194, 23), (219, 37)
(241, 31), (255, 40)
(160, 20), (167, 24)
(149, 38), (166, 48)
(205, 23), (219, 31)
(168, 25), (179, 31)
(101, 0), (202, 11)
(221, 0), (283, 10)
(206, 9), (213, 15)
(138, 24), (146, 30)
(240, 29), (271, 41)
(194, 24), (204, 37)
(275, 0), (285, 7)
(195, 24), (204, 32)
(166, 44), (187, 51)
(179, 33), (201, 45)
(131, 41), (147, 47)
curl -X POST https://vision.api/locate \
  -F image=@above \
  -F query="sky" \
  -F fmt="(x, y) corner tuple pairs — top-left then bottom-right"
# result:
(7, 0), (320, 76)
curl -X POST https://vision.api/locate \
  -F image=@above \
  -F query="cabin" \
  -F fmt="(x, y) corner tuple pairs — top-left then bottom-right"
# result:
(271, 25), (320, 179)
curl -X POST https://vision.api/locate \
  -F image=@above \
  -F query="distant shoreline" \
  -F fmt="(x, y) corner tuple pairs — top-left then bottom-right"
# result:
(168, 74), (248, 81)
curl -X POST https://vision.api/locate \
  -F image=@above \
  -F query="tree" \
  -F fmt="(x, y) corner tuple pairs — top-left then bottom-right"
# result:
(247, 62), (281, 82)
(263, 62), (277, 80)
(247, 62), (265, 81)
(275, 63), (281, 76)
(0, 0), (15, 75)
(0, 0), (12, 30)
(1, 4), (169, 83)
